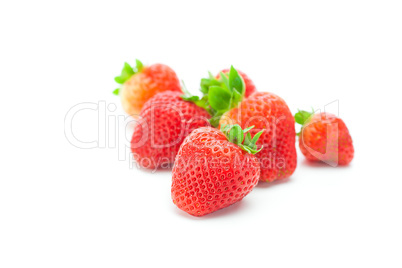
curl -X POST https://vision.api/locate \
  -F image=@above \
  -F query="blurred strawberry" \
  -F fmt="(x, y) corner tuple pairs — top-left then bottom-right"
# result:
(295, 110), (354, 166)
(113, 60), (181, 116)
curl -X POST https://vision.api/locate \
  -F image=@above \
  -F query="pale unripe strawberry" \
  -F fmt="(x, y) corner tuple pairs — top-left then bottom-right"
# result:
(114, 60), (181, 116)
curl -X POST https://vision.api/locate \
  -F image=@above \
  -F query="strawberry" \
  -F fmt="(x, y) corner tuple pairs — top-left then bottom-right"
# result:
(113, 60), (181, 116)
(295, 110), (354, 166)
(171, 125), (263, 216)
(216, 69), (256, 97)
(131, 91), (211, 170)
(220, 92), (297, 182)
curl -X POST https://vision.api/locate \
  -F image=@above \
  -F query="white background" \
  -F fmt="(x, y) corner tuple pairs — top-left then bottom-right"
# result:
(1, 0), (402, 267)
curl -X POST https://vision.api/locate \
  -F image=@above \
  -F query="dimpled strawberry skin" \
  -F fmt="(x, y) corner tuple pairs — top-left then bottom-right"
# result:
(131, 91), (211, 170)
(299, 113), (354, 165)
(220, 92), (297, 182)
(121, 64), (181, 116)
(217, 69), (257, 98)
(171, 127), (260, 216)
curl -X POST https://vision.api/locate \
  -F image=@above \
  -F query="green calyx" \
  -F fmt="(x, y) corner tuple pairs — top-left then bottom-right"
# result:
(294, 109), (314, 136)
(113, 59), (144, 95)
(181, 81), (214, 115)
(181, 66), (246, 127)
(221, 124), (264, 154)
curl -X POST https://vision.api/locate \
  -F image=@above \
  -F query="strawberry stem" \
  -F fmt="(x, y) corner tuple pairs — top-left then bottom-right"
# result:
(220, 124), (263, 154)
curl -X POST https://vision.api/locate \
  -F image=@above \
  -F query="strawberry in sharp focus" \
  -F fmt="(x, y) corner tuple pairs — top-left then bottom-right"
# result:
(216, 69), (257, 98)
(131, 91), (211, 170)
(114, 60), (181, 116)
(171, 125), (263, 216)
(220, 92), (297, 182)
(295, 110), (354, 166)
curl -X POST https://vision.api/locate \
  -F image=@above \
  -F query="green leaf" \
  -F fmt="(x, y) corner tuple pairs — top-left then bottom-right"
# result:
(200, 76), (221, 94)
(220, 124), (231, 133)
(136, 59), (144, 73)
(195, 66), (247, 125)
(196, 97), (211, 110)
(231, 90), (242, 107)
(243, 126), (254, 134)
(208, 86), (232, 111)
(219, 72), (230, 91)
(220, 124), (264, 155)
(182, 95), (200, 102)
(114, 59), (145, 93)
(228, 66), (245, 96)
(239, 144), (252, 154)
(250, 130), (264, 147)
(228, 125), (244, 145)
(209, 111), (223, 128)
(114, 76), (125, 84)
(239, 144), (263, 154)
(244, 132), (252, 144)
(114, 62), (135, 84)
(253, 146), (263, 154)
(113, 88), (120, 95)
(181, 80), (213, 114)
(294, 109), (314, 125)
(200, 78), (211, 94)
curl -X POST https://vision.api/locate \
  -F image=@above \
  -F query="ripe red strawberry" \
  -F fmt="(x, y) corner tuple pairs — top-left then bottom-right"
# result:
(295, 111), (354, 166)
(220, 92), (297, 182)
(171, 125), (262, 216)
(216, 69), (256, 97)
(113, 60), (181, 116)
(131, 91), (211, 170)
